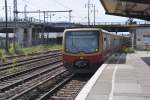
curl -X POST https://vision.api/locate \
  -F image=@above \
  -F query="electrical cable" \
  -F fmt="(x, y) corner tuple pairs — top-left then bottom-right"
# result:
(52, 0), (71, 10)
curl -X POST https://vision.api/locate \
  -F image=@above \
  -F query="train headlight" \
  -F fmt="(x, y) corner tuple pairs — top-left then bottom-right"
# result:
(80, 57), (84, 59)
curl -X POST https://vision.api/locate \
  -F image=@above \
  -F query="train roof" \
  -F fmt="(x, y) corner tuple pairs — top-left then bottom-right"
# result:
(64, 28), (114, 34)
(64, 28), (102, 32)
(64, 28), (128, 37)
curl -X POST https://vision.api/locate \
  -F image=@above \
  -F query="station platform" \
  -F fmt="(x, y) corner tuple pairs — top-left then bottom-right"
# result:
(75, 51), (150, 100)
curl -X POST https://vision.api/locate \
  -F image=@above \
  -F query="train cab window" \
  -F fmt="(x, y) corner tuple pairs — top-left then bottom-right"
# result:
(65, 31), (99, 53)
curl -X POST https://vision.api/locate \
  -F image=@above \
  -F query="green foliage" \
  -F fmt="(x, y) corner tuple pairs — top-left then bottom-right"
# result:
(9, 43), (20, 54)
(144, 48), (150, 51)
(12, 58), (17, 67)
(1, 57), (7, 64)
(0, 49), (3, 58)
(1, 44), (62, 56)
(0, 49), (8, 64)
(123, 47), (135, 53)
(9, 43), (15, 54)
(9, 58), (18, 74)
(21, 44), (62, 55)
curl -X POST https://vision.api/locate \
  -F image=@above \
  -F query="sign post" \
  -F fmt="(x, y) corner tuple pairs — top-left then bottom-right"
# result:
(145, 43), (149, 54)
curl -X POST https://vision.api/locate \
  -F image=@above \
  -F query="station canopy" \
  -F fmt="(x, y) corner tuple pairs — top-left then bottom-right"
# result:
(100, 0), (150, 20)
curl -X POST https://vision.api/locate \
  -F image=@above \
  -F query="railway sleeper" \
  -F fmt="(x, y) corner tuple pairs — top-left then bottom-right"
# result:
(7, 70), (68, 100)
(0, 53), (62, 72)
(0, 51), (61, 67)
(49, 96), (72, 100)
(0, 58), (62, 81)
(0, 62), (63, 92)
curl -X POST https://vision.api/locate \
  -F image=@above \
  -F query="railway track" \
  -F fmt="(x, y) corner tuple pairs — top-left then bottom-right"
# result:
(1, 73), (90, 100)
(0, 49), (91, 100)
(5, 50), (60, 60)
(0, 60), (62, 91)
(0, 50), (61, 67)
(37, 74), (91, 100)
(0, 62), (67, 100)
(0, 52), (62, 78)
(0, 49), (65, 99)
(0, 64), (90, 100)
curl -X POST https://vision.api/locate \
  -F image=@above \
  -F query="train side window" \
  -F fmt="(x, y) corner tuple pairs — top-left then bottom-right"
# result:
(104, 37), (107, 41)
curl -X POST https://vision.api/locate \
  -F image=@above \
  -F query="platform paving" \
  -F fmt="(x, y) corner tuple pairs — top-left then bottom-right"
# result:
(75, 51), (150, 100)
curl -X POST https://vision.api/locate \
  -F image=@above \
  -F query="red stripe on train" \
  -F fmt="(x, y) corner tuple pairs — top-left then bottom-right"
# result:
(63, 54), (103, 63)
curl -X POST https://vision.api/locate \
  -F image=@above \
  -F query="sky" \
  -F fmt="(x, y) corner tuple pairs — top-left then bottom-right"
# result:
(0, 0), (132, 23)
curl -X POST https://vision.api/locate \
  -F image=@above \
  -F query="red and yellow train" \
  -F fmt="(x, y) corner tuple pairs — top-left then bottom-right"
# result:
(62, 28), (128, 73)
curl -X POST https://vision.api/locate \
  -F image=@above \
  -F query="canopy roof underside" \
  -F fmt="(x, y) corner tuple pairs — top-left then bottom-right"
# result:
(100, 0), (150, 20)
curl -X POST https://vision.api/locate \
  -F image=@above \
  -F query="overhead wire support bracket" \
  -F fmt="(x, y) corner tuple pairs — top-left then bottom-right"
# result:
(17, 10), (72, 14)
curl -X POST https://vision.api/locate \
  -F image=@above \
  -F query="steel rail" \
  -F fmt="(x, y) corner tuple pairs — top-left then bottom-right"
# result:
(0, 57), (62, 81)
(0, 51), (61, 67)
(0, 53), (61, 71)
(5, 49), (61, 59)
(8, 70), (68, 100)
(0, 62), (63, 92)
(38, 74), (75, 100)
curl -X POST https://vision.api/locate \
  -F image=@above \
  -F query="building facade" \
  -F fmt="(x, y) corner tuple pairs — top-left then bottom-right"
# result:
(132, 27), (150, 50)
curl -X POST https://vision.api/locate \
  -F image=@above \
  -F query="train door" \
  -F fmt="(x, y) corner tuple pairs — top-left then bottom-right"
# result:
(110, 35), (114, 52)
(99, 30), (104, 53)
(103, 33), (107, 51)
(108, 35), (111, 50)
(113, 36), (117, 51)
(106, 34), (109, 50)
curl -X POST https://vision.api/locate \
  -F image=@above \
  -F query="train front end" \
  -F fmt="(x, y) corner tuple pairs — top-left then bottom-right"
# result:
(63, 29), (103, 74)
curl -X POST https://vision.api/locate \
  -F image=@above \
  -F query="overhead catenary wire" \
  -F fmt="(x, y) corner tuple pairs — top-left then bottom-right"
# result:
(19, 0), (73, 22)
(52, 0), (71, 10)
(18, 0), (88, 23)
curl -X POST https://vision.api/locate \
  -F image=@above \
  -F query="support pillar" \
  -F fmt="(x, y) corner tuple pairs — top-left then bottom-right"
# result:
(46, 33), (49, 44)
(32, 28), (36, 45)
(33, 28), (39, 45)
(131, 32), (134, 49)
(36, 30), (40, 45)
(27, 28), (32, 46)
(15, 27), (24, 47)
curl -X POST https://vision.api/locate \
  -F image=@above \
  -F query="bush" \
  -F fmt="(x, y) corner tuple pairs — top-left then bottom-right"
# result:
(1, 57), (7, 64)
(9, 43), (15, 54)
(9, 43), (21, 54)
(0, 49), (3, 58)
(9, 58), (18, 74)
(128, 48), (135, 53)
(123, 47), (135, 53)
(21, 44), (62, 55)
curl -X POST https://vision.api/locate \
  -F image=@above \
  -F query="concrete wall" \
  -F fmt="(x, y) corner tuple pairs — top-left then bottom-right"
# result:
(15, 27), (24, 47)
(135, 27), (150, 50)
(14, 27), (63, 47)
(0, 38), (13, 48)
(27, 28), (32, 46)
(14, 27), (33, 47)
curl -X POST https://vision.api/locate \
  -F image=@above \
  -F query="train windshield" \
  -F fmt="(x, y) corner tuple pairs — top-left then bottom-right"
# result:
(65, 31), (99, 53)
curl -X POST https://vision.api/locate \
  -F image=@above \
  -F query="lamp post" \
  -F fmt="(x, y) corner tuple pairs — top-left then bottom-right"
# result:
(88, 0), (90, 25)
(91, 4), (98, 25)
(85, 0), (93, 25)
(69, 10), (72, 23)
(5, 0), (9, 52)
(93, 5), (96, 25)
